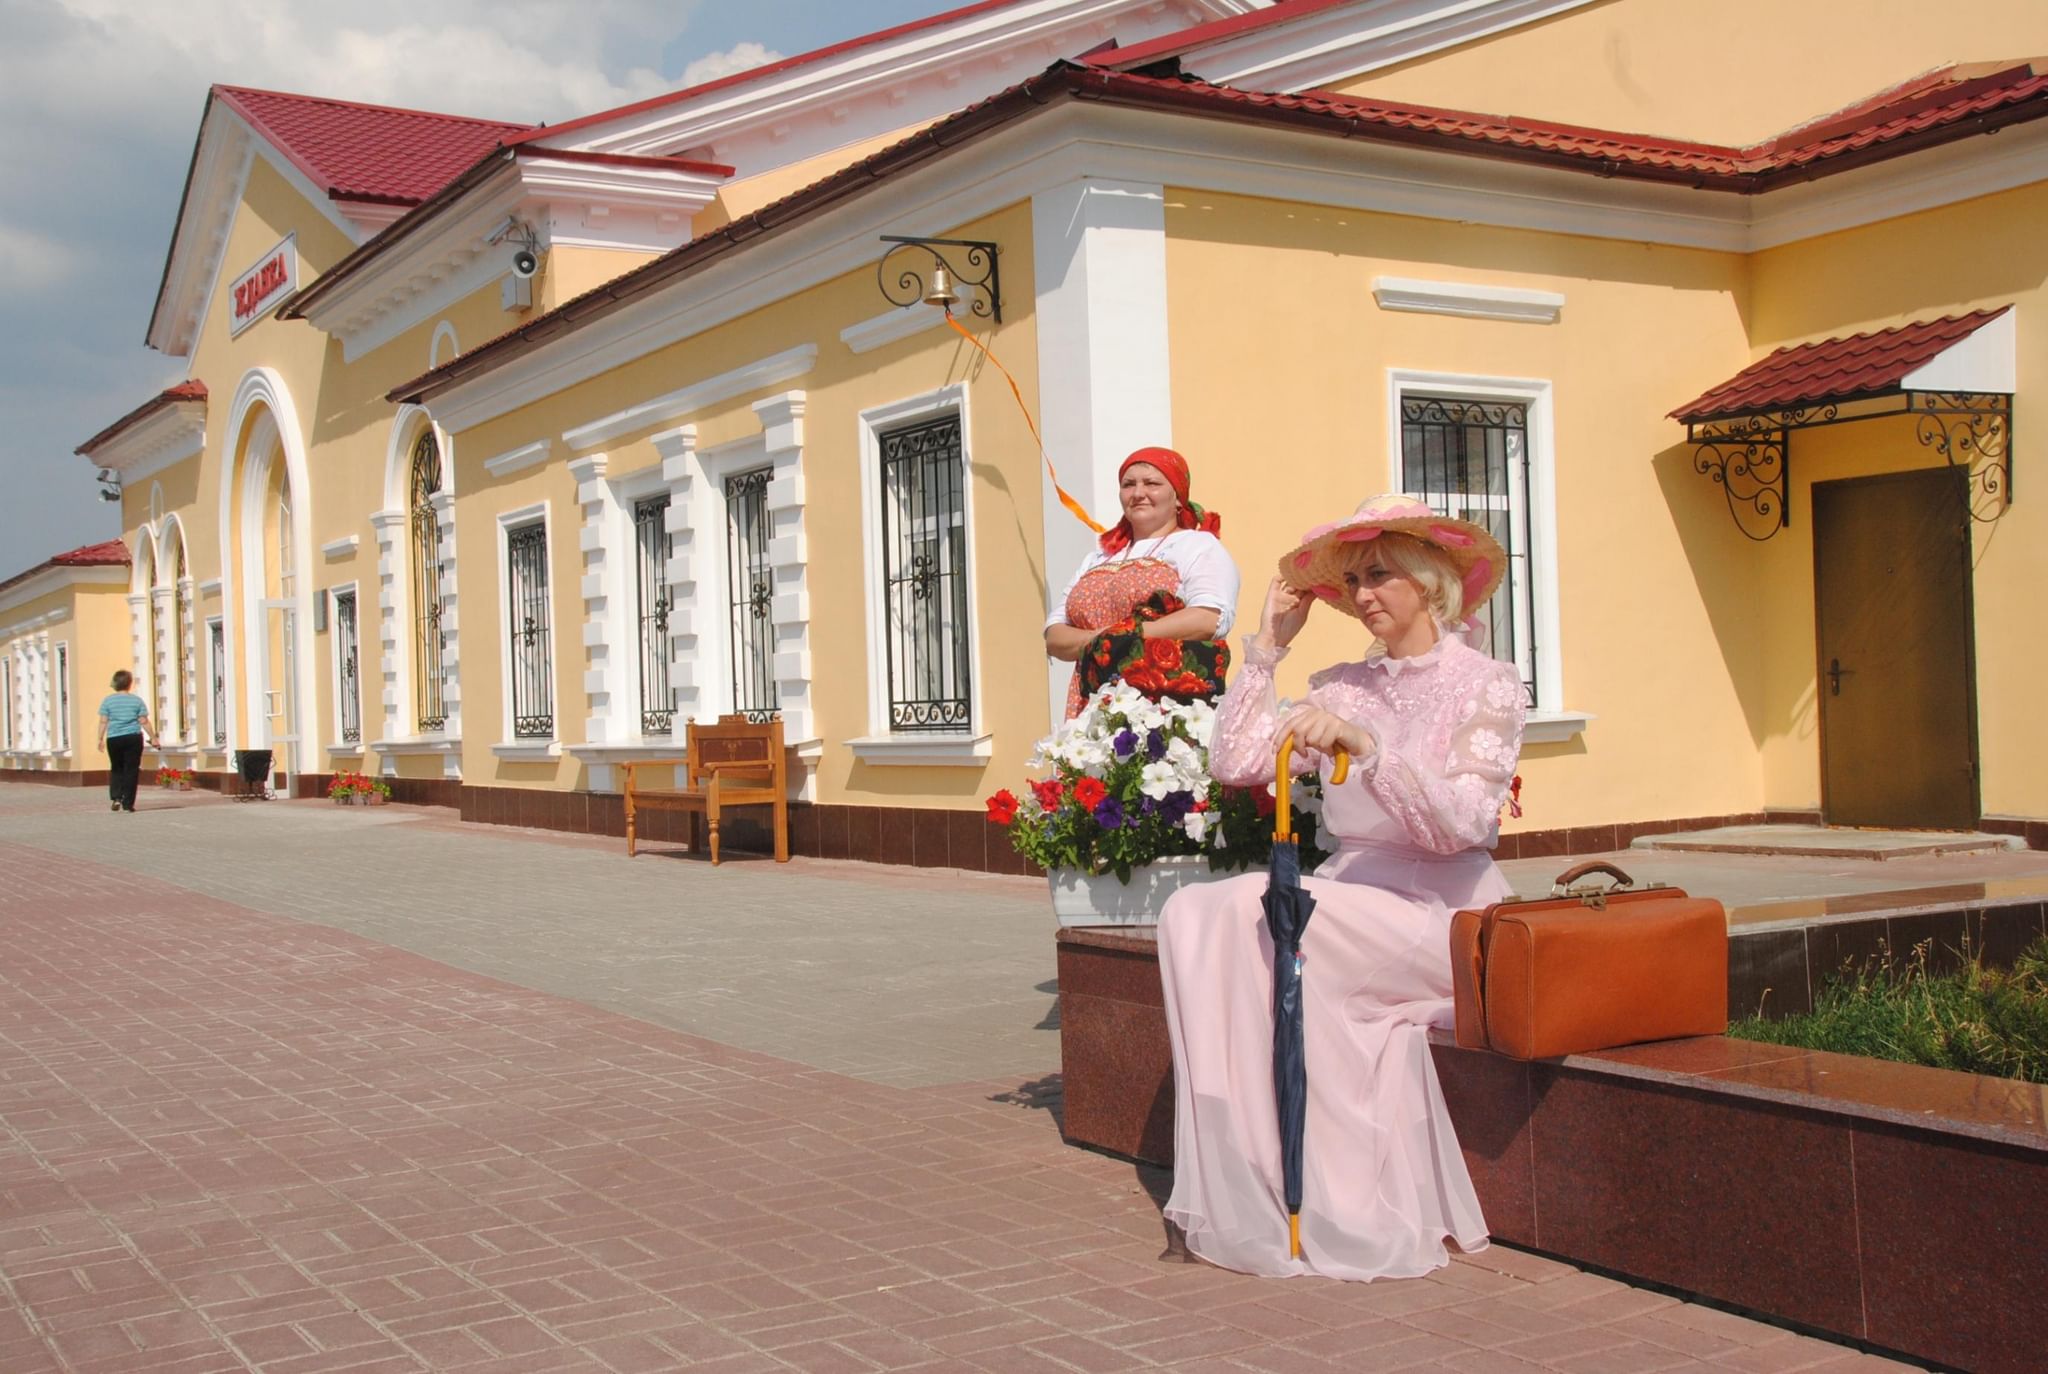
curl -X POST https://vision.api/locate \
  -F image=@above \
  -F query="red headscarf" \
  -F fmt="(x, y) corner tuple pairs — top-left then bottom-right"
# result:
(1099, 446), (1223, 554)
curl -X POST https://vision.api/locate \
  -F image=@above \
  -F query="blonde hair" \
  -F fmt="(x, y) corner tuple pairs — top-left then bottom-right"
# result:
(1339, 531), (1465, 622)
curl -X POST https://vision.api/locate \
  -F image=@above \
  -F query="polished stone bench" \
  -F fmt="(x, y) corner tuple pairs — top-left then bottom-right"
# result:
(1057, 925), (2048, 1374)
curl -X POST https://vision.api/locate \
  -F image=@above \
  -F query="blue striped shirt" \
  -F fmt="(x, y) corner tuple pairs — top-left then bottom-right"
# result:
(99, 692), (149, 738)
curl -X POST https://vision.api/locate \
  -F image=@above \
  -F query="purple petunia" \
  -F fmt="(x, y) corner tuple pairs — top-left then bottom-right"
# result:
(1160, 790), (1195, 824)
(1112, 728), (1139, 760)
(1093, 797), (1127, 829)
(1146, 727), (1168, 761)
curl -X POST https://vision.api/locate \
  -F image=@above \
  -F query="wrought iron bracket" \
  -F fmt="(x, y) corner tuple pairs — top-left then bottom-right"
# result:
(1686, 390), (2014, 539)
(1688, 416), (1789, 542)
(877, 235), (1001, 323)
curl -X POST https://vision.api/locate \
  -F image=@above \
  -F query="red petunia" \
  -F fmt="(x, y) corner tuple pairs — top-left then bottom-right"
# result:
(1072, 777), (1107, 809)
(985, 789), (1020, 825)
(1031, 778), (1064, 810)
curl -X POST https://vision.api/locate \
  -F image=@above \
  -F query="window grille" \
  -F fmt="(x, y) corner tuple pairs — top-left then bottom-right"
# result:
(878, 415), (971, 733)
(55, 644), (70, 751)
(724, 468), (779, 722)
(632, 495), (674, 735)
(409, 430), (447, 731)
(1399, 395), (1537, 706)
(1, 656), (12, 749)
(208, 619), (226, 745)
(334, 590), (361, 744)
(506, 522), (553, 739)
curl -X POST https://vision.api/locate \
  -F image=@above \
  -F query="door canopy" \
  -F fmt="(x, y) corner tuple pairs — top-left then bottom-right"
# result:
(1670, 307), (2015, 540)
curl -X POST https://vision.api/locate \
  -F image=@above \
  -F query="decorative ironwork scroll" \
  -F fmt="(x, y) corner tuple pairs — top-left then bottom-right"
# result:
(1911, 392), (2012, 522)
(877, 236), (1002, 323)
(1689, 414), (1791, 542)
(879, 414), (972, 733)
(723, 468), (780, 724)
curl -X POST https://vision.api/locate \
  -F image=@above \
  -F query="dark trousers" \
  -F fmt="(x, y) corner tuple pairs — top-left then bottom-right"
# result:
(107, 734), (144, 811)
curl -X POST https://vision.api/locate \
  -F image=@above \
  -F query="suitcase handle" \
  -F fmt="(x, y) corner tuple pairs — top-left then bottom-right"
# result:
(1550, 860), (1634, 897)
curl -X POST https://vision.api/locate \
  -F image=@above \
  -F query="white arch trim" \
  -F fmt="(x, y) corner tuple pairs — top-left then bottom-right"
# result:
(217, 367), (316, 770)
(431, 321), (460, 369)
(130, 524), (160, 594)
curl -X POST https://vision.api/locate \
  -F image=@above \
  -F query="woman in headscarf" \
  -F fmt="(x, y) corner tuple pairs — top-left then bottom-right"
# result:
(1156, 494), (1526, 1281)
(1043, 446), (1240, 717)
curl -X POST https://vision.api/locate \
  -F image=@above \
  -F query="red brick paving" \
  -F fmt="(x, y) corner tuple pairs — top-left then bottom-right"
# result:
(0, 839), (1919, 1372)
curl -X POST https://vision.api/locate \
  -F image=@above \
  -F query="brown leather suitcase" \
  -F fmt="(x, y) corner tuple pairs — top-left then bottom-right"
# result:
(1450, 861), (1728, 1060)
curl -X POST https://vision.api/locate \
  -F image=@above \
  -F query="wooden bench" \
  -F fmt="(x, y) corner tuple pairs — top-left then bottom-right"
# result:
(621, 715), (789, 864)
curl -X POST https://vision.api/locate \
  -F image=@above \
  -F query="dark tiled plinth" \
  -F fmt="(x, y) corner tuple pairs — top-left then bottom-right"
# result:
(1055, 929), (2048, 1374)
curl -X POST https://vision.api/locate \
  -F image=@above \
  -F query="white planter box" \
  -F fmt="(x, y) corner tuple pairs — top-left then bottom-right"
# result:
(1046, 855), (1237, 927)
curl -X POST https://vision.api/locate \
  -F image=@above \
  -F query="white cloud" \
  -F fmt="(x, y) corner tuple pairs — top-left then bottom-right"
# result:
(0, 223), (85, 290)
(679, 41), (786, 91)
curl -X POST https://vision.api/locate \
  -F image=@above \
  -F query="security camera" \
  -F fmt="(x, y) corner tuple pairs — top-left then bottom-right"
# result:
(510, 249), (539, 279)
(99, 487), (121, 503)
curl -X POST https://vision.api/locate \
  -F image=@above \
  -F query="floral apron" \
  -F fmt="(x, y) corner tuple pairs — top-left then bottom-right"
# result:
(1062, 558), (1230, 717)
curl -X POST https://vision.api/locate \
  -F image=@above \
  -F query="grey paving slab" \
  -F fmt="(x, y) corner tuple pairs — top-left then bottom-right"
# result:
(1632, 824), (2024, 859)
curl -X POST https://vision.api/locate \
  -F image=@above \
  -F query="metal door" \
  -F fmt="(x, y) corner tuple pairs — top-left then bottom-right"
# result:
(1813, 467), (1977, 829)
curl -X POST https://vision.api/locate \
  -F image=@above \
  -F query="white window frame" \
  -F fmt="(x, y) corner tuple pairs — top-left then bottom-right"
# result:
(1385, 369), (1588, 743)
(850, 385), (990, 766)
(54, 641), (70, 753)
(609, 463), (683, 740)
(328, 583), (362, 754)
(692, 434), (779, 726)
(205, 616), (226, 749)
(494, 502), (559, 758)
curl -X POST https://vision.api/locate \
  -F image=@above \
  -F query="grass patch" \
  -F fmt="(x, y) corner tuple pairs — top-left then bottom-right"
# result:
(1729, 935), (2048, 1084)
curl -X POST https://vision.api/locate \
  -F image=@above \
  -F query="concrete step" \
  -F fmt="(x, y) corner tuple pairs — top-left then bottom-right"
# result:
(1631, 823), (2026, 860)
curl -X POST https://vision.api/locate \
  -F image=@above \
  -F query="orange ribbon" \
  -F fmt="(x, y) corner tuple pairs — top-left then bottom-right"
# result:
(944, 312), (1104, 536)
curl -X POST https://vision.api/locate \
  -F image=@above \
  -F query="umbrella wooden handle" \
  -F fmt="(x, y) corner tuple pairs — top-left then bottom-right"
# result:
(1274, 733), (1350, 843)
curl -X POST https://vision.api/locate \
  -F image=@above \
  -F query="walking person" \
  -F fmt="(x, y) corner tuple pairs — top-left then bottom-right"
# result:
(97, 670), (157, 813)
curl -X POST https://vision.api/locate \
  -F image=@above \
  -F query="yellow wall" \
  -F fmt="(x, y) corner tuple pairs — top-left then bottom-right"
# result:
(1333, 0), (2048, 145)
(693, 121), (942, 234)
(448, 201), (1046, 803)
(1161, 188), (1763, 833)
(0, 580), (129, 770)
(1744, 180), (2048, 819)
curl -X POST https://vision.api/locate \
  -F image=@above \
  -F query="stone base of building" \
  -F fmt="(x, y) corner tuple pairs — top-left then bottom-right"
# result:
(0, 767), (108, 786)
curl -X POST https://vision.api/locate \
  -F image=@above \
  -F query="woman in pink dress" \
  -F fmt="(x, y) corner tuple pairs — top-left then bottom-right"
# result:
(1044, 447), (1240, 717)
(1157, 494), (1526, 1280)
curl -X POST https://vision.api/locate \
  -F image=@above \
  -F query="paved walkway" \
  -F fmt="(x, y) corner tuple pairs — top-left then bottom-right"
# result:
(1, 785), (1920, 1372)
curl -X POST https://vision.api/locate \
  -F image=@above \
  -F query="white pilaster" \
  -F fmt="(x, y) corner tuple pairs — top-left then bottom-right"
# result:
(176, 578), (197, 745)
(370, 508), (406, 741)
(1031, 178), (1173, 725)
(652, 425), (703, 724)
(568, 454), (615, 744)
(428, 489), (461, 750)
(753, 390), (812, 746)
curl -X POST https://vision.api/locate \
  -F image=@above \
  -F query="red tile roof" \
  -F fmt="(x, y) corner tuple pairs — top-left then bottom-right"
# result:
(392, 61), (2048, 405)
(0, 541), (131, 599)
(214, 86), (531, 206)
(76, 382), (209, 459)
(1670, 309), (2011, 422)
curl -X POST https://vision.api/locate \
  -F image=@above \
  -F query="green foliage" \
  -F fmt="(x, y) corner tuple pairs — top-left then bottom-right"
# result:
(1730, 936), (2048, 1084)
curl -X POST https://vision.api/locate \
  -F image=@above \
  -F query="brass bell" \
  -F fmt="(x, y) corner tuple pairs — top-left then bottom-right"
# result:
(922, 263), (960, 312)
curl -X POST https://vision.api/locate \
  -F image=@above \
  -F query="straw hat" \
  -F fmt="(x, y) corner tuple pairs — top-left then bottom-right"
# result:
(1276, 493), (1507, 620)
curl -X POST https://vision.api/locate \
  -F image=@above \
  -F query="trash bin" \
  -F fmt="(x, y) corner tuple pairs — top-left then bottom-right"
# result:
(233, 749), (274, 799)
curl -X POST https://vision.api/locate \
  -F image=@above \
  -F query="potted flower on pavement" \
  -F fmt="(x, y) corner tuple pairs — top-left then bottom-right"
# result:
(157, 766), (193, 791)
(987, 680), (1327, 925)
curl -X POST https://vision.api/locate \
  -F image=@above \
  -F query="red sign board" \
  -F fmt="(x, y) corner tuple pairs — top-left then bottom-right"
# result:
(228, 234), (297, 336)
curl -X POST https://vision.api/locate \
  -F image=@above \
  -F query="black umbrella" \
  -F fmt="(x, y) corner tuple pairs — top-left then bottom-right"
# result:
(1265, 733), (1349, 1260)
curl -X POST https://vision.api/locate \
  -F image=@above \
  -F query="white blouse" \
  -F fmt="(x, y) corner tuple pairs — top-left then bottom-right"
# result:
(1043, 529), (1241, 635)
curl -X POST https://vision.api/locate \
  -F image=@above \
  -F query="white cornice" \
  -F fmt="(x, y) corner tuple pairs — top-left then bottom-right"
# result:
(79, 401), (207, 480)
(564, 1), (1259, 162)
(1192, 0), (1601, 92)
(0, 565), (128, 618)
(320, 535), (360, 560)
(840, 303), (950, 353)
(1373, 275), (1563, 323)
(559, 344), (819, 452)
(484, 438), (554, 478)
(422, 101), (2048, 432)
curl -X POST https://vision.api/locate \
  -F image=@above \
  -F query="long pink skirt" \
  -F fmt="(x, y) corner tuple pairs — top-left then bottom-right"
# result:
(1157, 843), (1508, 1279)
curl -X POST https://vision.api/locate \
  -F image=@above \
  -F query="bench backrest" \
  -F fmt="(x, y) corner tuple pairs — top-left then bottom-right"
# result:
(685, 714), (787, 792)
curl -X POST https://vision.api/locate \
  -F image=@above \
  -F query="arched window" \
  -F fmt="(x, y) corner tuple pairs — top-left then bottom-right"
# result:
(409, 429), (447, 732)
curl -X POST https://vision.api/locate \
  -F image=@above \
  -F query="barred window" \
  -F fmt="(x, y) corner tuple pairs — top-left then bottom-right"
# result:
(1400, 394), (1536, 707)
(334, 590), (361, 744)
(725, 468), (779, 722)
(878, 415), (971, 733)
(207, 618), (226, 746)
(506, 521), (553, 739)
(632, 495), (674, 735)
(172, 542), (190, 743)
(409, 430), (447, 732)
(1, 656), (13, 749)
(55, 644), (70, 751)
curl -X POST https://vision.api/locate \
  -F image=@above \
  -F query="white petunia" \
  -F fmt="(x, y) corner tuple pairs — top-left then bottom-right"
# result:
(1182, 811), (1212, 842)
(1139, 761), (1181, 800)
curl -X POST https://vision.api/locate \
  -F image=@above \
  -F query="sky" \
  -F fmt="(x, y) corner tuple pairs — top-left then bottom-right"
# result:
(0, 0), (950, 579)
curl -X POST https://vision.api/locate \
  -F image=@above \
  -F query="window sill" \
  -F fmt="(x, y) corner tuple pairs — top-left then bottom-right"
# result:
(371, 736), (462, 757)
(155, 743), (200, 759)
(327, 744), (365, 758)
(565, 739), (686, 764)
(1525, 710), (1595, 745)
(845, 733), (993, 768)
(492, 739), (562, 762)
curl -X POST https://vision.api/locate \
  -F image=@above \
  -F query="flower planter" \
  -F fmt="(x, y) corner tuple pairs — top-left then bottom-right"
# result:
(1046, 855), (1236, 927)
(363, 792), (388, 806)
(333, 794), (357, 806)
